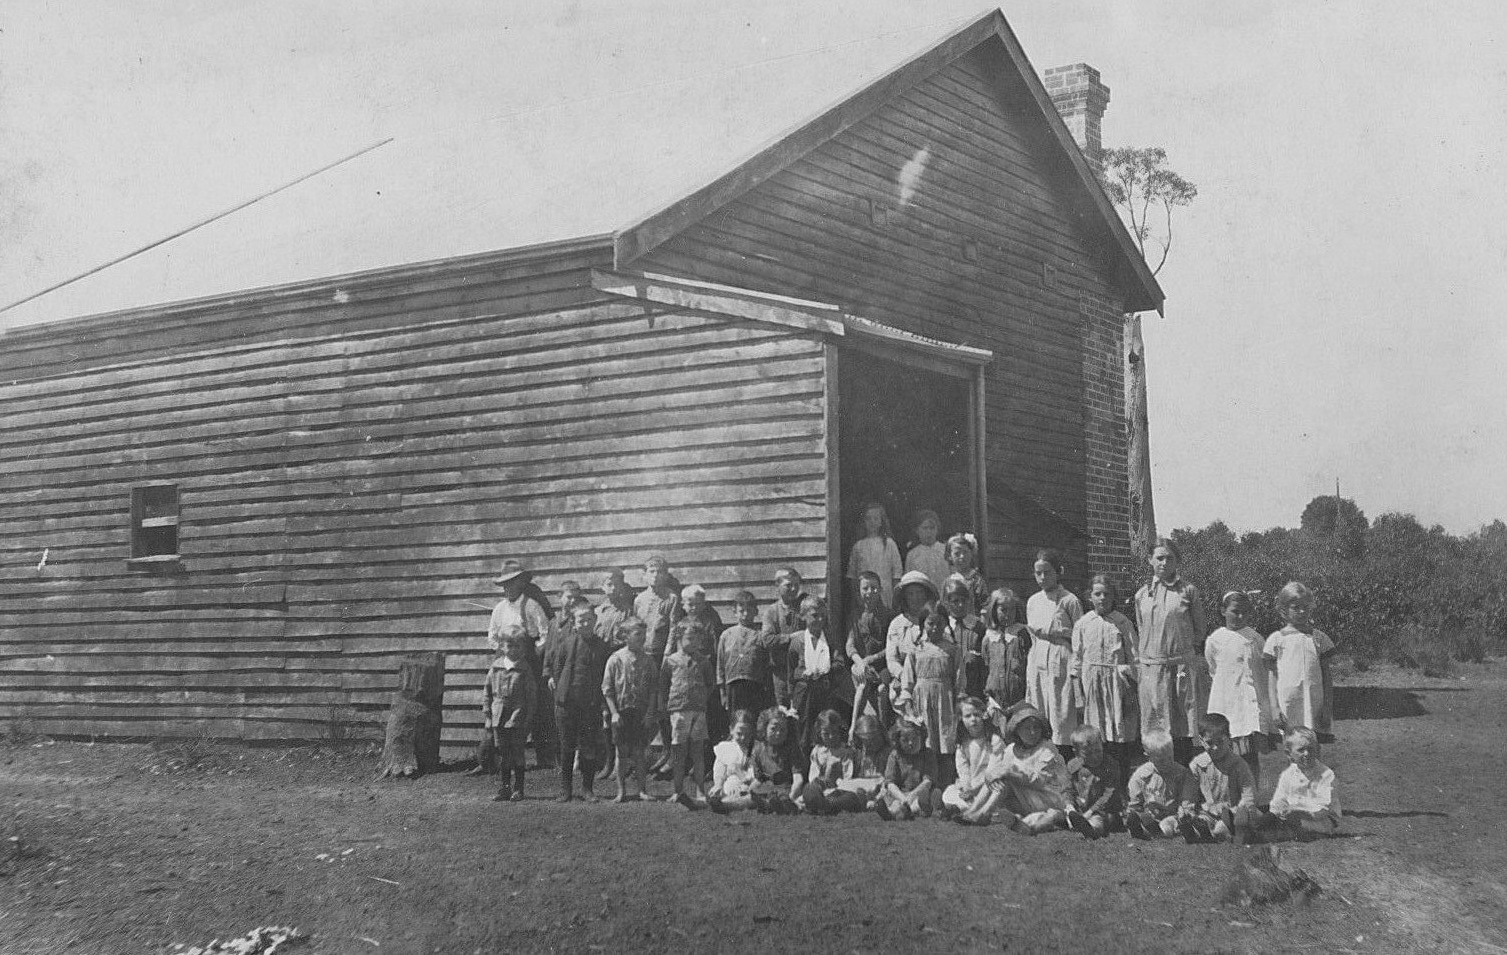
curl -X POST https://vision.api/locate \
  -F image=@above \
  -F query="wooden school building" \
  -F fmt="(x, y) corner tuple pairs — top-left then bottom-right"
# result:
(0, 10), (1162, 750)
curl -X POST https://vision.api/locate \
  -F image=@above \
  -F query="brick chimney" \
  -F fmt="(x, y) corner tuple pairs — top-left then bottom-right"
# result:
(1044, 63), (1110, 172)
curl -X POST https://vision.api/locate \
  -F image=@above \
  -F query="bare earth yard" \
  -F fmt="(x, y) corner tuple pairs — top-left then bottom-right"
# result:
(2, 662), (1505, 954)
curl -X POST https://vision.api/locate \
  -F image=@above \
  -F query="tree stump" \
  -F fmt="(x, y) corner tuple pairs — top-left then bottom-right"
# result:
(377, 653), (445, 779)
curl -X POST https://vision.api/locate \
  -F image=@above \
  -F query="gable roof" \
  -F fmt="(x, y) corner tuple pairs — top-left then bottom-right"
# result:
(2, 8), (1161, 330)
(617, 10), (1164, 314)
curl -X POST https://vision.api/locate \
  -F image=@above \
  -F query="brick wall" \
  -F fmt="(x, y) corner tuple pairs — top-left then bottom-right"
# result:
(1079, 291), (1132, 584)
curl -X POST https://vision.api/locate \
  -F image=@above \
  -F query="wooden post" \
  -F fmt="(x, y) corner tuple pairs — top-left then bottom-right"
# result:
(376, 653), (445, 779)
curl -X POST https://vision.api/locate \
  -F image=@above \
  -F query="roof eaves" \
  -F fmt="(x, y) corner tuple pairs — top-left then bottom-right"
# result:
(983, 20), (1165, 314)
(2, 233), (615, 341)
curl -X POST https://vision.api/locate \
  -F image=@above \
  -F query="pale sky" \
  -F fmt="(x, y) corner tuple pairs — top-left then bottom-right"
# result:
(3, 1), (1504, 536)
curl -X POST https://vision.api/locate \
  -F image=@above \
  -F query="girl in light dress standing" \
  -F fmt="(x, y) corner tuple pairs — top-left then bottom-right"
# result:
(1133, 539), (1208, 765)
(1204, 590), (1277, 787)
(1026, 548), (1083, 757)
(1071, 574), (1138, 766)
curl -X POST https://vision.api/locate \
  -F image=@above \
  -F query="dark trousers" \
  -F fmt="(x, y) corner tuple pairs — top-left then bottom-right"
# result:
(532, 677), (558, 767)
(792, 673), (847, 752)
(555, 698), (603, 792)
(726, 679), (772, 720)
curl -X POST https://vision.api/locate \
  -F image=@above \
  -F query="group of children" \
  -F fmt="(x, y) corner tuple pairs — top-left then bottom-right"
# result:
(478, 508), (1343, 845)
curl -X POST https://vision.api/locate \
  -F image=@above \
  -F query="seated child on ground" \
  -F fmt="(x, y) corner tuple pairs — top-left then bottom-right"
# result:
(1064, 724), (1124, 840)
(962, 705), (1069, 833)
(1182, 712), (1259, 844)
(1267, 726), (1342, 835)
(836, 714), (890, 807)
(707, 710), (759, 814)
(802, 710), (866, 814)
(750, 707), (805, 815)
(875, 719), (938, 821)
(941, 697), (1004, 819)
(1124, 731), (1199, 839)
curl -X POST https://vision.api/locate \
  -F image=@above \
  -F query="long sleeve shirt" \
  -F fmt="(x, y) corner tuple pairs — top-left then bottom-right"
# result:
(601, 646), (660, 715)
(483, 657), (537, 730)
(1066, 755), (1125, 815)
(1189, 749), (1258, 813)
(543, 627), (610, 708)
(953, 733), (1006, 796)
(659, 651), (714, 712)
(1127, 760), (1199, 814)
(1134, 577), (1206, 665)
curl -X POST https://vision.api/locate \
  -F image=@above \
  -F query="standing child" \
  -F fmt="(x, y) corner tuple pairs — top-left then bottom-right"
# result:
(707, 710), (759, 814)
(1268, 726), (1342, 836)
(750, 707), (805, 814)
(982, 587), (1031, 719)
(802, 710), (865, 814)
(660, 621), (716, 809)
(1182, 713), (1259, 844)
(600, 618), (659, 803)
(1134, 538), (1208, 764)
(1265, 582), (1336, 737)
(1064, 725), (1124, 840)
(941, 697), (1004, 820)
(897, 608), (960, 788)
(1124, 731), (1199, 839)
(847, 502), (904, 610)
(1205, 590), (1277, 787)
(1072, 575), (1138, 765)
(905, 509), (950, 593)
(544, 603), (611, 802)
(945, 533), (991, 614)
(718, 592), (778, 717)
(788, 596), (846, 752)
(963, 705), (1069, 832)
(1027, 549), (1083, 757)
(943, 575), (988, 700)
(592, 570), (638, 783)
(846, 572), (894, 740)
(761, 568), (809, 710)
(875, 719), (938, 821)
(635, 555), (683, 776)
(482, 627), (538, 802)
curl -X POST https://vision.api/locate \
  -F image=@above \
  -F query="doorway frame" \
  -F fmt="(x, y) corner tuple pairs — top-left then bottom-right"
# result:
(824, 333), (991, 634)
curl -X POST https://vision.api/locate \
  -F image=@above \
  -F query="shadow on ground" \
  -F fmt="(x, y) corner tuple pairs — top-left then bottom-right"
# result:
(1333, 685), (1436, 720)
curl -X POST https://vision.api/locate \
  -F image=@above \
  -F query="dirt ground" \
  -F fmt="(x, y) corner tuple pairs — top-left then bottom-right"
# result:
(2, 662), (1505, 955)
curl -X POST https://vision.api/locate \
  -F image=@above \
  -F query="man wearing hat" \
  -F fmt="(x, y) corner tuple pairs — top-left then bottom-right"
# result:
(488, 559), (557, 771)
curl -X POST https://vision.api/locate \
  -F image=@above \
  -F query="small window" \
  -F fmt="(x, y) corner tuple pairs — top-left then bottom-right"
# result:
(131, 484), (180, 558)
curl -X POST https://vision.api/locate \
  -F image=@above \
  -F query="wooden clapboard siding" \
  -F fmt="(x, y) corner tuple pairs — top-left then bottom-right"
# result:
(634, 46), (1127, 593)
(1, 257), (831, 749)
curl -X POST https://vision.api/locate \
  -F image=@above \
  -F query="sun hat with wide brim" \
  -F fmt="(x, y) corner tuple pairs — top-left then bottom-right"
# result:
(492, 559), (532, 586)
(895, 570), (940, 602)
(1003, 703), (1051, 745)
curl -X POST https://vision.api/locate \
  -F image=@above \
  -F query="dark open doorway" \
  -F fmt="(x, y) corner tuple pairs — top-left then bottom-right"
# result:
(836, 346), (976, 615)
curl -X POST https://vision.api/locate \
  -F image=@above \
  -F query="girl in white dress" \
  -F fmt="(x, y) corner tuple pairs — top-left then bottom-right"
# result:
(1204, 590), (1277, 786)
(1264, 582), (1336, 733)
(1026, 548), (1083, 753)
(846, 502), (903, 610)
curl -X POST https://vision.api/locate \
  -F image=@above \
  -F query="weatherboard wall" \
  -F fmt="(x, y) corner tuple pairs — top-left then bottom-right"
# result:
(0, 257), (830, 750)
(634, 44), (1134, 589)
